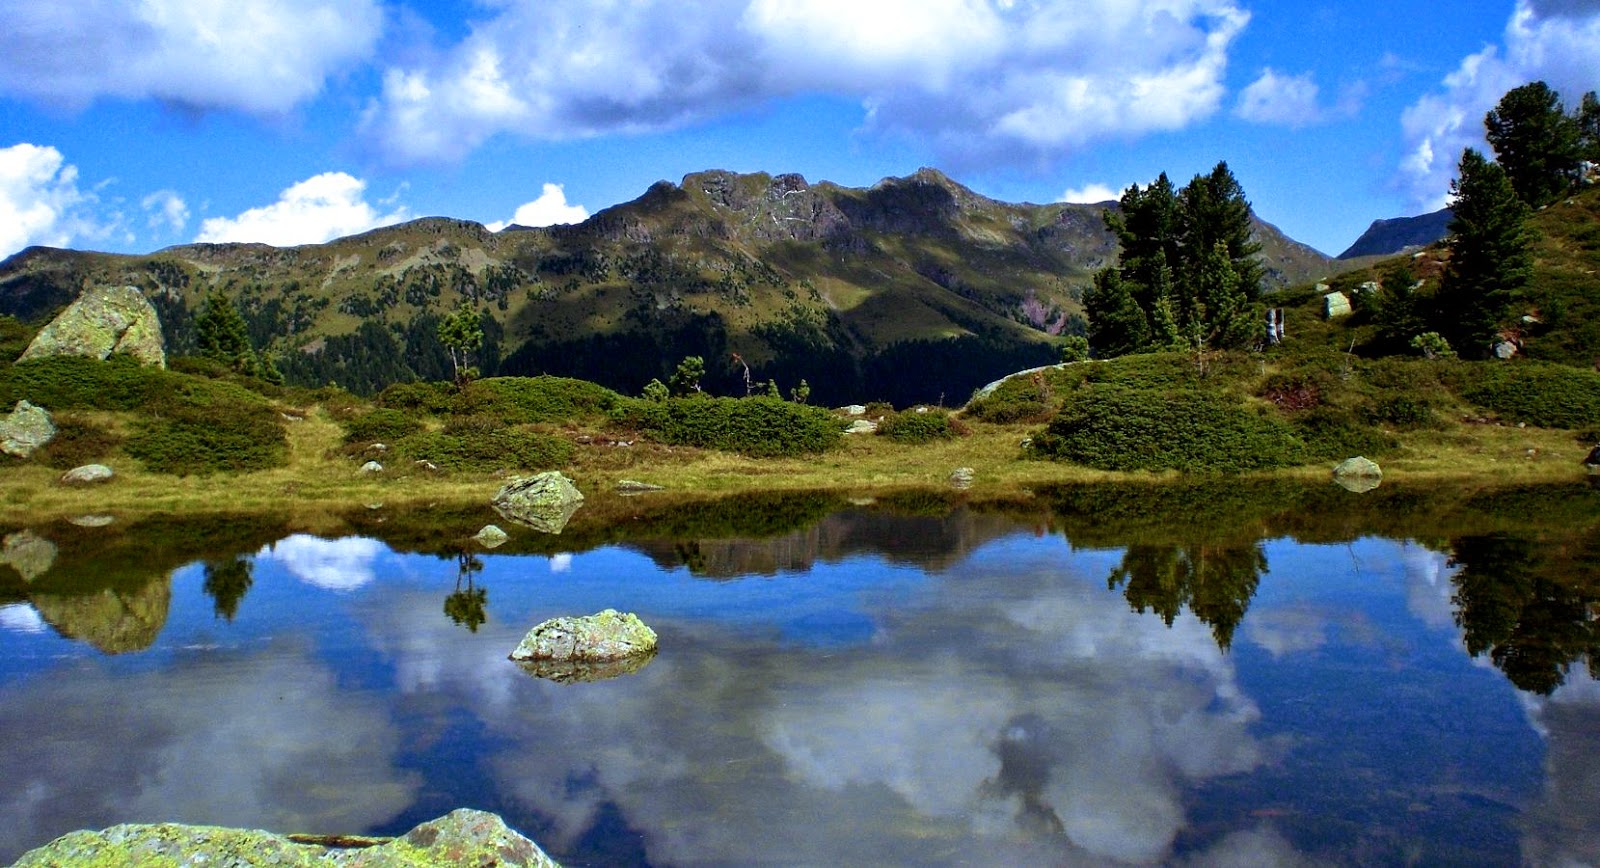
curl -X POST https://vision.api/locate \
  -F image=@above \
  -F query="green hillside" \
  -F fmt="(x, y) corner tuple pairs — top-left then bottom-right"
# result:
(0, 168), (1346, 407)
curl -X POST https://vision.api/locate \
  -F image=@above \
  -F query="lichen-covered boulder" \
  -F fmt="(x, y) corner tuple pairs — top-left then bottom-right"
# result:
(60, 463), (114, 484)
(0, 400), (55, 458)
(1332, 456), (1383, 492)
(12, 808), (560, 866)
(949, 467), (975, 490)
(19, 284), (166, 367)
(473, 524), (509, 548)
(510, 609), (658, 674)
(492, 471), (584, 534)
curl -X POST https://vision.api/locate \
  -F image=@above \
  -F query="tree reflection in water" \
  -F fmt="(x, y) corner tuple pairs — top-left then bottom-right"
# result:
(443, 549), (488, 633)
(1107, 544), (1267, 650)
(201, 556), (254, 623)
(1450, 531), (1600, 695)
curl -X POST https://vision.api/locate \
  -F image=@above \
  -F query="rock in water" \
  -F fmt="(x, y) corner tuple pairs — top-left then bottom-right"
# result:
(0, 530), (57, 582)
(949, 467), (975, 489)
(473, 524), (509, 548)
(13, 808), (560, 866)
(19, 284), (166, 367)
(0, 400), (55, 458)
(510, 609), (658, 674)
(1332, 456), (1382, 492)
(492, 471), (584, 534)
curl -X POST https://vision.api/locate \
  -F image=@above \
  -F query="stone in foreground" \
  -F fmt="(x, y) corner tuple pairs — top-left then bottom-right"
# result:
(492, 471), (584, 534)
(473, 524), (509, 548)
(13, 808), (559, 866)
(60, 463), (114, 484)
(1332, 456), (1382, 492)
(510, 608), (658, 670)
(19, 284), (167, 367)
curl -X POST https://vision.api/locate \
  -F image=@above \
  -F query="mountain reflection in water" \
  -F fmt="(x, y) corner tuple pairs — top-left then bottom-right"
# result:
(0, 482), (1598, 866)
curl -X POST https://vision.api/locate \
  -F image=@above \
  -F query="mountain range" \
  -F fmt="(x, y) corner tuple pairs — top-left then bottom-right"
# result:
(0, 168), (1370, 406)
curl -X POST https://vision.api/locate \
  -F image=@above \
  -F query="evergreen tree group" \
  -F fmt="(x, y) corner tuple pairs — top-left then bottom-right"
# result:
(1083, 162), (1264, 358)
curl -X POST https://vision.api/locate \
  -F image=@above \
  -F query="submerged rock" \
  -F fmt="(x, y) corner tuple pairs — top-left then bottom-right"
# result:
(19, 284), (166, 367)
(1332, 456), (1383, 492)
(13, 808), (560, 866)
(510, 608), (658, 669)
(615, 479), (665, 493)
(473, 524), (509, 548)
(0, 400), (55, 458)
(492, 471), (584, 534)
(517, 653), (656, 684)
(949, 467), (975, 490)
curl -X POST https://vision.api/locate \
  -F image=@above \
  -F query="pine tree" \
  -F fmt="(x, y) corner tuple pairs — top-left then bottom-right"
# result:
(1440, 148), (1533, 357)
(437, 307), (484, 388)
(1083, 268), (1150, 357)
(195, 291), (260, 375)
(1485, 81), (1582, 207)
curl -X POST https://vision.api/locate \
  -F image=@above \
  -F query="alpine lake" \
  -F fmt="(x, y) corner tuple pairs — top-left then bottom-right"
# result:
(3, 479), (1600, 867)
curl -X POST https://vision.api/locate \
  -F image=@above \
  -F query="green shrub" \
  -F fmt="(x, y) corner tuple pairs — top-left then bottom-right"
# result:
(35, 415), (123, 469)
(124, 402), (287, 476)
(343, 408), (424, 444)
(1030, 387), (1306, 472)
(1292, 406), (1398, 460)
(962, 376), (1052, 423)
(1456, 362), (1600, 428)
(460, 376), (620, 424)
(615, 395), (844, 457)
(376, 381), (456, 414)
(398, 426), (572, 472)
(878, 410), (958, 443)
(0, 354), (162, 410)
(1365, 395), (1438, 430)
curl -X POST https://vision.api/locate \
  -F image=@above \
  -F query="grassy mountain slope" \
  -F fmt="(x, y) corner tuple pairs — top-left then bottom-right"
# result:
(0, 168), (1350, 406)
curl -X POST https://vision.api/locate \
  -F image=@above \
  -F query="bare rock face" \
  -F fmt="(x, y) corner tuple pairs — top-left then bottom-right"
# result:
(510, 609), (658, 683)
(19, 284), (166, 367)
(12, 808), (560, 866)
(0, 400), (55, 458)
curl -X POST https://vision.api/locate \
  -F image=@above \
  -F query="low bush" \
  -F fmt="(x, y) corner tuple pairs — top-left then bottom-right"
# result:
(878, 410), (959, 443)
(343, 408), (424, 444)
(35, 415), (123, 469)
(1291, 406), (1397, 460)
(614, 396), (844, 457)
(124, 401), (287, 476)
(1455, 362), (1600, 429)
(376, 381), (455, 415)
(397, 426), (572, 473)
(457, 376), (620, 424)
(1030, 387), (1306, 472)
(0, 354), (161, 410)
(962, 376), (1052, 423)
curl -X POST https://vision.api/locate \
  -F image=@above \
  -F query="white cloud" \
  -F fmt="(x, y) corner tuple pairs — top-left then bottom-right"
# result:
(0, 603), (46, 634)
(1397, 0), (1600, 209)
(0, 143), (110, 258)
(256, 534), (387, 591)
(361, 0), (1252, 166)
(486, 183), (589, 232)
(196, 172), (409, 246)
(0, 0), (384, 114)
(1060, 182), (1126, 204)
(140, 189), (189, 235)
(1234, 68), (1322, 126)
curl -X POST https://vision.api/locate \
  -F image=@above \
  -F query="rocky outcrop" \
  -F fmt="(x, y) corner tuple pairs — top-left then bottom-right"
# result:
(13, 808), (560, 866)
(510, 609), (658, 683)
(1332, 456), (1383, 492)
(492, 472), (584, 534)
(1338, 207), (1452, 259)
(0, 400), (55, 458)
(18, 284), (166, 367)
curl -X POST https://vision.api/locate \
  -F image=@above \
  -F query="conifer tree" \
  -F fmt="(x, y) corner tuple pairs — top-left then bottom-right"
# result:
(1440, 148), (1533, 356)
(1485, 81), (1582, 207)
(195, 291), (261, 375)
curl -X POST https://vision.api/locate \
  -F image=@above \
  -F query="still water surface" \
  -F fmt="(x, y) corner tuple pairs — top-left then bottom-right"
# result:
(1, 484), (1598, 866)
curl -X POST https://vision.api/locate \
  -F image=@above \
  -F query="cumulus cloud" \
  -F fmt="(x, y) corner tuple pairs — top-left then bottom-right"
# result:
(486, 183), (589, 231)
(140, 189), (189, 236)
(196, 173), (409, 246)
(361, 0), (1252, 166)
(0, 603), (46, 634)
(1235, 68), (1321, 126)
(255, 534), (388, 591)
(1397, 0), (1600, 208)
(0, 0), (384, 114)
(1060, 182), (1127, 203)
(0, 143), (111, 258)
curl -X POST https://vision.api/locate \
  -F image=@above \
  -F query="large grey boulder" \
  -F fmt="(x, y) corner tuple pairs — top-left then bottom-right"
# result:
(492, 471), (584, 534)
(19, 284), (166, 367)
(1332, 456), (1383, 492)
(510, 609), (658, 683)
(13, 808), (560, 866)
(0, 400), (55, 458)
(61, 463), (114, 485)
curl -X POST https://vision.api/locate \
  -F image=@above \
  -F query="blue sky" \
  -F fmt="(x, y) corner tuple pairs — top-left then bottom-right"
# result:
(2, 0), (1597, 260)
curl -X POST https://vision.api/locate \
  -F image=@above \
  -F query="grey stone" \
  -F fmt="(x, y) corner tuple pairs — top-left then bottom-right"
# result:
(492, 471), (584, 534)
(359, 460), (383, 474)
(69, 515), (117, 527)
(60, 463), (114, 484)
(1322, 291), (1352, 319)
(844, 419), (878, 435)
(474, 524), (509, 548)
(1493, 340), (1519, 359)
(615, 479), (665, 494)
(1583, 445), (1600, 468)
(949, 467), (976, 490)
(510, 608), (658, 674)
(0, 530), (57, 582)
(13, 808), (560, 867)
(841, 404), (868, 416)
(0, 400), (55, 458)
(1332, 456), (1382, 492)
(19, 284), (166, 367)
